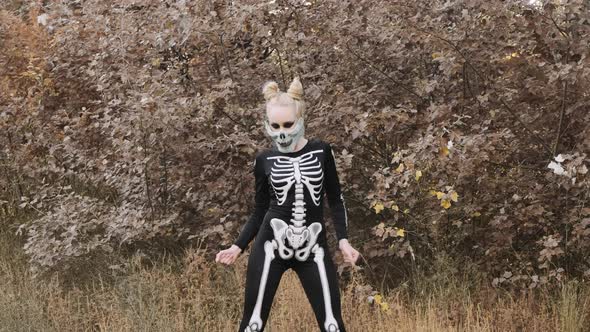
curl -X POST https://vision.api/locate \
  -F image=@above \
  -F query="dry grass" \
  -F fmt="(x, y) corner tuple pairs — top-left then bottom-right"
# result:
(1, 230), (588, 332)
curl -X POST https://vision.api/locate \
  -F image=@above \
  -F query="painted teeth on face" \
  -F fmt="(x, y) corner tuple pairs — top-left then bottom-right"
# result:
(278, 140), (293, 147)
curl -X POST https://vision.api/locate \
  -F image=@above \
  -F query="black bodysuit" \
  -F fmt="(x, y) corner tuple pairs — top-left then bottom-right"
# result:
(234, 138), (348, 332)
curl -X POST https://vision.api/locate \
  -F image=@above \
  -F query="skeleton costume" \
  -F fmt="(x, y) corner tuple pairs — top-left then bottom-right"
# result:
(235, 137), (349, 332)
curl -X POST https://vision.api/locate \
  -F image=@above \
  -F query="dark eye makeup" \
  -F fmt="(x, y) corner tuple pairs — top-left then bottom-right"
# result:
(270, 121), (295, 129)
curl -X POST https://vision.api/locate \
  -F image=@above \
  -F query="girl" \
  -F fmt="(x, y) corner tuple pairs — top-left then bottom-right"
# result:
(216, 76), (359, 332)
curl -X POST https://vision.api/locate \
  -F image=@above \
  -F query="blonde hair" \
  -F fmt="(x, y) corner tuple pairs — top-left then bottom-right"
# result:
(262, 76), (306, 119)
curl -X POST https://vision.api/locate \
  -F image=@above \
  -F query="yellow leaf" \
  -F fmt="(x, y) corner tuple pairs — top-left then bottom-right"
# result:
(429, 189), (437, 196)
(403, 208), (410, 214)
(374, 294), (382, 304)
(503, 52), (519, 60)
(440, 146), (449, 156)
(380, 302), (390, 312)
(436, 191), (445, 199)
(432, 52), (441, 59)
(390, 203), (399, 211)
(396, 163), (405, 173)
(441, 199), (451, 209)
(396, 228), (405, 237)
(450, 191), (459, 202)
(472, 211), (481, 217)
(373, 202), (384, 214)
(415, 170), (422, 181)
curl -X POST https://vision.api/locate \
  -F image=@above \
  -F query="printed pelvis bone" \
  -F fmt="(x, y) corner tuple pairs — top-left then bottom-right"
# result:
(267, 150), (324, 261)
(271, 218), (322, 261)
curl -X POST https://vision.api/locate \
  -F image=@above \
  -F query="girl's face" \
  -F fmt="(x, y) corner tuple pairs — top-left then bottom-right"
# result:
(264, 103), (305, 153)
(266, 104), (297, 131)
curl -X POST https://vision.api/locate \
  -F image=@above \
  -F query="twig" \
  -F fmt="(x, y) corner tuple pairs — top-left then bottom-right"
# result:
(274, 46), (287, 88)
(497, 98), (554, 158)
(218, 32), (234, 81)
(139, 116), (155, 220)
(357, 137), (390, 165)
(216, 107), (249, 131)
(535, 11), (571, 42)
(553, 80), (568, 155)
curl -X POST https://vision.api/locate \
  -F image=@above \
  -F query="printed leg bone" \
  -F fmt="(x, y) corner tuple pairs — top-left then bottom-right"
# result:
(245, 240), (278, 332)
(312, 243), (340, 332)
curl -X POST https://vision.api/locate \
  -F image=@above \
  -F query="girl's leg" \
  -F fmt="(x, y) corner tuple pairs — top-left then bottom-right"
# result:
(292, 244), (346, 332)
(238, 239), (288, 332)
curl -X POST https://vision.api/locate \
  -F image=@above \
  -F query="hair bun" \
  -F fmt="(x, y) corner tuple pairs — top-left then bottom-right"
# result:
(287, 76), (303, 100)
(262, 81), (280, 101)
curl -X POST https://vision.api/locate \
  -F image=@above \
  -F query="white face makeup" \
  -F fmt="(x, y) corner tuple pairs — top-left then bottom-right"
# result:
(264, 104), (305, 153)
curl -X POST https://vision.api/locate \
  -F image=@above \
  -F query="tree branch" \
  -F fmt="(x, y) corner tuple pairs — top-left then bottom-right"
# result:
(407, 21), (555, 159)
(344, 40), (427, 102)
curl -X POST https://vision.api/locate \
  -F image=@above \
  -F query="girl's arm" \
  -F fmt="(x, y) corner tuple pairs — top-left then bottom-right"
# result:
(233, 153), (271, 251)
(324, 143), (349, 242)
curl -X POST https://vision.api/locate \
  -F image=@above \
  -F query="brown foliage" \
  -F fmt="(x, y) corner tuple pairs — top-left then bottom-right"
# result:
(1, 0), (589, 288)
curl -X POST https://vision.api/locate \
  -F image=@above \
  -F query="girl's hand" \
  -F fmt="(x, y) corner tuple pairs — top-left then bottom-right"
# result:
(338, 239), (360, 265)
(215, 244), (242, 265)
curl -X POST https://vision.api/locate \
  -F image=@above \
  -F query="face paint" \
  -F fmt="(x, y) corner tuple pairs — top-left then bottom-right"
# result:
(264, 116), (305, 153)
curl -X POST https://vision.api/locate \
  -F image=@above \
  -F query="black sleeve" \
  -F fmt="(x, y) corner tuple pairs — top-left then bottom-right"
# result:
(233, 153), (270, 251)
(324, 143), (349, 241)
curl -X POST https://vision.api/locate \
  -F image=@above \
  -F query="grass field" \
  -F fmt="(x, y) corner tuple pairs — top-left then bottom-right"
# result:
(1, 229), (588, 332)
